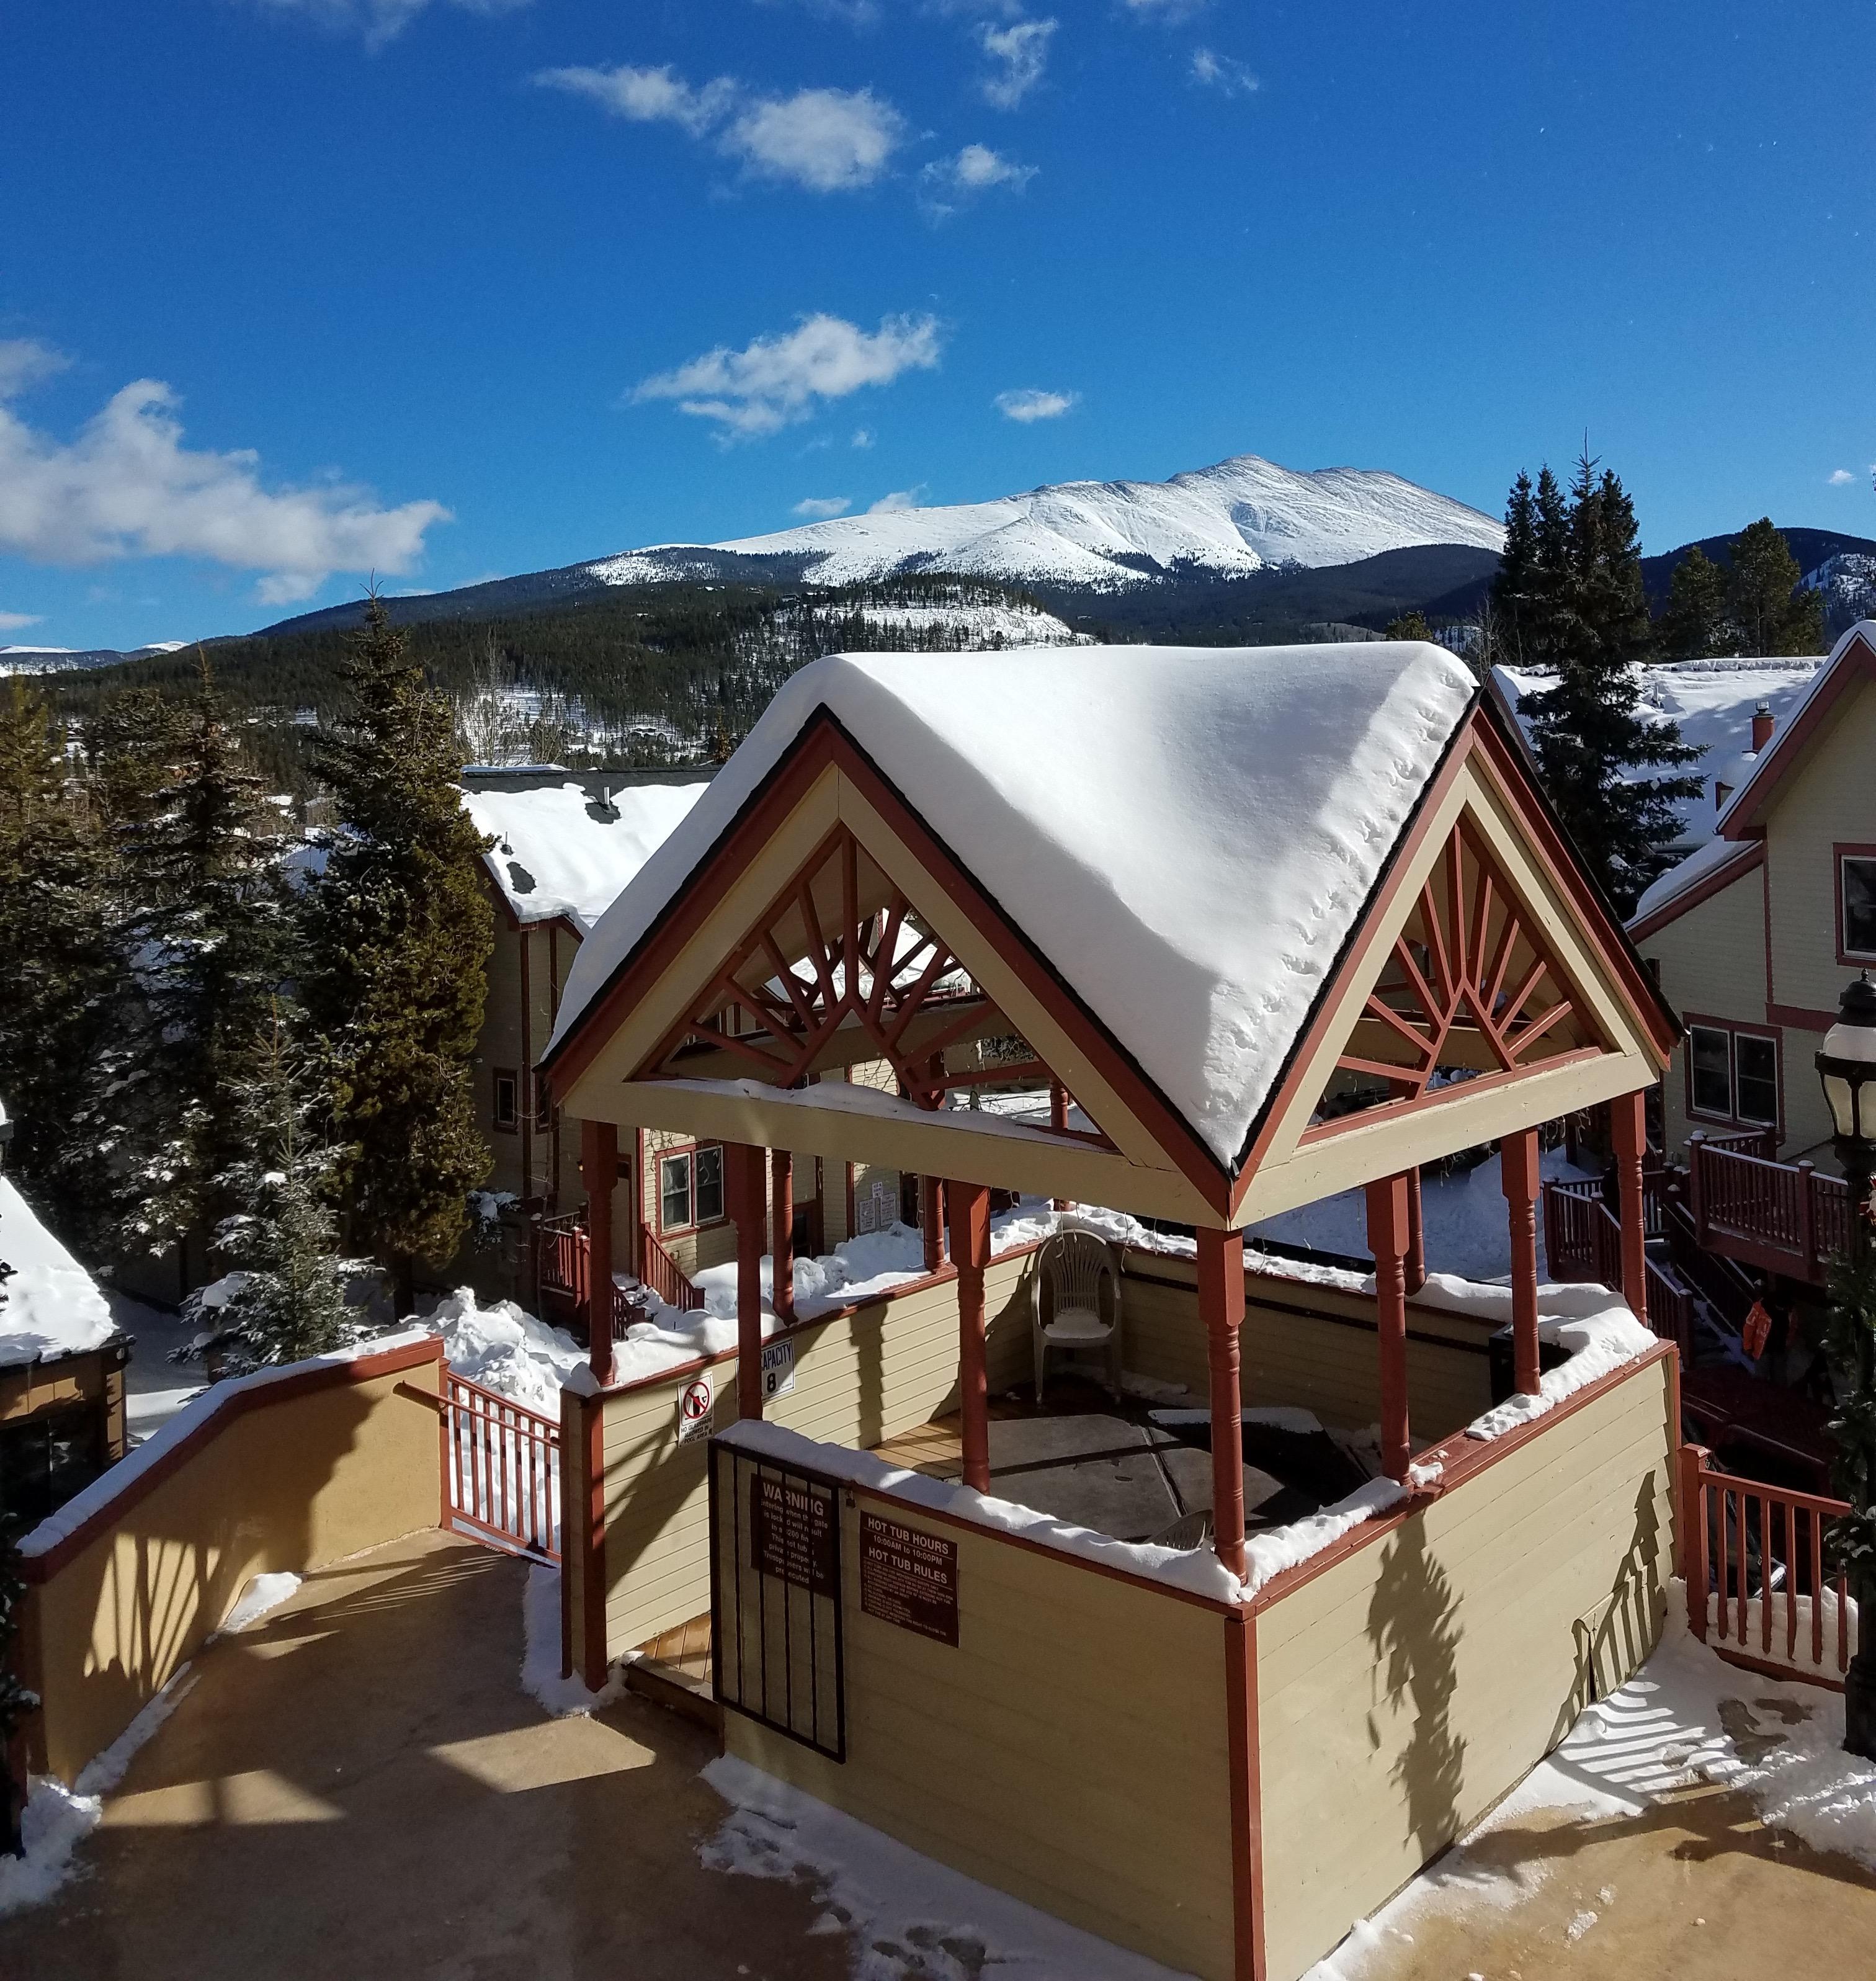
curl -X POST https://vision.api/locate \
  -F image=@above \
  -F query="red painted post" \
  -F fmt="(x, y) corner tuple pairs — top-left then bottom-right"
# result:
(1198, 1227), (1248, 1580)
(771, 1147), (795, 1326)
(1612, 1091), (1650, 1332)
(579, 1119), (619, 1388)
(1050, 1081), (1068, 1212)
(727, 1143), (767, 1421)
(1501, 1130), (1541, 1398)
(1366, 1177), (1412, 1482)
(1797, 1160), (1816, 1279)
(1405, 1168), (1427, 1295)
(947, 1181), (993, 1495)
(921, 1175), (945, 1276)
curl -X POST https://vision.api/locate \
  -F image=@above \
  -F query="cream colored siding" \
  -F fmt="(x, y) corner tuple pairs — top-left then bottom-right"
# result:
(1119, 1252), (1498, 1442)
(726, 1495), (1238, 1981)
(1256, 1356), (1674, 1981)
(597, 1252), (1035, 1653)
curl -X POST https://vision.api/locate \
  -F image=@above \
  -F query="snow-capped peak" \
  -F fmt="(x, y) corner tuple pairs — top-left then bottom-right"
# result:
(586, 452), (1504, 594)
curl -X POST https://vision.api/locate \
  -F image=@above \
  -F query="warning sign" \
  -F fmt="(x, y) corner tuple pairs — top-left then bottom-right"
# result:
(760, 1336), (796, 1402)
(676, 1373), (715, 1443)
(859, 1511), (959, 1647)
(750, 1472), (838, 1594)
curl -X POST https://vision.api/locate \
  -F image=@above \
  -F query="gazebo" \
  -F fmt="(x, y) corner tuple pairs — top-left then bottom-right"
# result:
(540, 642), (1682, 1981)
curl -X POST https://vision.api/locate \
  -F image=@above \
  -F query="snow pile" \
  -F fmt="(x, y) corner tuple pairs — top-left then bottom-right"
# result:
(217, 1572), (302, 1635)
(0, 1175), (119, 1369)
(701, 1753), (1187, 1981)
(1, 1664), (199, 1916)
(520, 1562), (623, 1717)
(1705, 1588), (1858, 1681)
(1241, 1477), (1408, 1596)
(427, 1286), (586, 1415)
(604, 453), (1505, 594)
(551, 641), (1476, 1169)
(1464, 1292), (1658, 1442)
(462, 778), (710, 932)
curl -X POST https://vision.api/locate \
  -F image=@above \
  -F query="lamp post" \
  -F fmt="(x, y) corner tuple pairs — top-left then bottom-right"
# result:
(1816, 971), (1876, 1757)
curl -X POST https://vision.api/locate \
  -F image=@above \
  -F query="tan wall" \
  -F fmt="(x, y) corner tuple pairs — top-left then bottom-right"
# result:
(1120, 1251), (1499, 1442)
(596, 1251), (1035, 1654)
(20, 1341), (444, 1784)
(1, 1342), (127, 1465)
(725, 1487), (1240, 1981)
(1255, 1354), (1675, 1981)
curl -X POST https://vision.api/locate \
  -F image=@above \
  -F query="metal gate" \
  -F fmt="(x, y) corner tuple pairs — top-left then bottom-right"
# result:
(709, 1438), (846, 1761)
(443, 1372), (561, 1562)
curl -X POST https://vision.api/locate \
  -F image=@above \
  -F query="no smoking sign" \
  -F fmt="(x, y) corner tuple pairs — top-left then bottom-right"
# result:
(676, 1373), (715, 1443)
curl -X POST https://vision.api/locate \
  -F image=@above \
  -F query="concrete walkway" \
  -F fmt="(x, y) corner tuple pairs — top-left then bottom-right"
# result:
(0, 1531), (849, 1981)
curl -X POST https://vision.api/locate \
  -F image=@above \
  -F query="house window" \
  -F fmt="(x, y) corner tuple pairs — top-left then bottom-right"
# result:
(1687, 1021), (1780, 1132)
(530, 1070), (552, 1132)
(493, 1069), (519, 1133)
(658, 1144), (726, 1234)
(1843, 854), (1876, 960)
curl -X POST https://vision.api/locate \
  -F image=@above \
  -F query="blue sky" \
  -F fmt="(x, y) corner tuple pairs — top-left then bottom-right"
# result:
(4, 1), (1873, 651)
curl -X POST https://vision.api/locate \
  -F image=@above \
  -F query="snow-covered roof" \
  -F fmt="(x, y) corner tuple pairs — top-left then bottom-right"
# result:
(0, 1175), (120, 1371)
(1710, 620), (1876, 837)
(1495, 656), (1823, 855)
(463, 779), (712, 935)
(1628, 832), (1759, 928)
(548, 642), (1478, 1168)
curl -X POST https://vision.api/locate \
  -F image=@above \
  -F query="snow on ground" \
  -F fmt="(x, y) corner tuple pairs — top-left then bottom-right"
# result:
(0, 1664), (198, 1916)
(1249, 1144), (1596, 1281)
(0, 1175), (119, 1369)
(701, 1754), (1189, 1981)
(426, 1286), (587, 1415)
(519, 1563), (623, 1717)
(215, 1572), (302, 1636)
(1303, 1591), (1876, 1978)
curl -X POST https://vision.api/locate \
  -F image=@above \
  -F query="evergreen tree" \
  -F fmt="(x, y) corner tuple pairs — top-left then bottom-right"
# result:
(303, 597), (492, 1312)
(1383, 610), (1432, 642)
(1726, 517), (1826, 656)
(0, 1203), (32, 1857)
(1659, 545), (1731, 660)
(0, 681), (116, 1247)
(92, 659), (293, 1271)
(1493, 451), (1703, 913)
(185, 1010), (359, 1368)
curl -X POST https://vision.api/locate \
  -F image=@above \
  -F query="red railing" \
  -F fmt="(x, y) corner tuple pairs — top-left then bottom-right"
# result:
(640, 1222), (706, 1312)
(444, 1372), (560, 1562)
(1540, 1181), (1694, 1359)
(538, 1213), (589, 1312)
(1688, 1134), (1854, 1286)
(1680, 1444), (1856, 1686)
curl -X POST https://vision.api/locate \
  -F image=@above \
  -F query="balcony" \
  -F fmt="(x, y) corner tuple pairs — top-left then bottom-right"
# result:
(1686, 1131), (1855, 1288)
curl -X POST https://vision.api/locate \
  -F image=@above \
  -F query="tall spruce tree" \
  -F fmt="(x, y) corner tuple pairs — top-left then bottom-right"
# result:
(303, 597), (491, 1312)
(1659, 545), (1731, 660)
(1726, 517), (1826, 656)
(0, 681), (117, 1248)
(91, 660), (293, 1272)
(1492, 451), (1703, 914)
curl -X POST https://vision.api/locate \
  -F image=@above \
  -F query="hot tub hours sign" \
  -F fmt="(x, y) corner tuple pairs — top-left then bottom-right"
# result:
(859, 1511), (959, 1647)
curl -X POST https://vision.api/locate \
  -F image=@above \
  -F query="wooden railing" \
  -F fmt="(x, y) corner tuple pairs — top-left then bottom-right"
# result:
(538, 1212), (589, 1312)
(1687, 1134), (1854, 1286)
(1680, 1444), (1856, 1686)
(1540, 1181), (1695, 1359)
(640, 1223), (706, 1312)
(444, 1372), (561, 1562)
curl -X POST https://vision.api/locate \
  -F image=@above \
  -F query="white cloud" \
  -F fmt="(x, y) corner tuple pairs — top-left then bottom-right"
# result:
(0, 372), (450, 604)
(251, 0), (530, 50)
(869, 488), (925, 513)
(535, 63), (904, 192)
(792, 495), (852, 519)
(1829, 468), (1857, 486)
(632, 312), (943, 440)
(980, 19), (1055, 109)
(851, 427), (875, 449)
(0, 338), (71, 398)
(1191, 47), (1259, 96)
(919, 142), (1035, 218)
(0, 610), (43, 632)
(995, 387), (1079, 423)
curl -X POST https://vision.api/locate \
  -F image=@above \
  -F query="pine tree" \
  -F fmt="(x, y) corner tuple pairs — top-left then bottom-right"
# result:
(0, 1193), (33, 1858)
(0, 681), (117, 1248)
(1726, 517), (1826, 656)
(1494, 451), (1704, 914)
(1383, 610), (1433, 642)
(185, 1011), (359, 1368)
(1659, 545), (1731, 660)
(303, 597), (492, 1312)
(92, 658), (293, 1272)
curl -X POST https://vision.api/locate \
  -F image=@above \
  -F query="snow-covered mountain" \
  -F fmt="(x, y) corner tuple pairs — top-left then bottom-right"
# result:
(588, 454), (1504, 594)
(0, 639), (189, 677)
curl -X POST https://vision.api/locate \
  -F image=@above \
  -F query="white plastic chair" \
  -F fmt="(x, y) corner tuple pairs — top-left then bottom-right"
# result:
(1032, 1230), (1123, 1400)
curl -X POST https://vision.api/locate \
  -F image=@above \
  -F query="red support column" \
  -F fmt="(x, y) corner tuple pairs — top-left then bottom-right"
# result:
(921, 1176), (945, 1276)
(771, 1148), (795, 1327)
(579, 1119), (618, 1387)
(1501, 1129), (1542, 1398)
(1198, 1227), (1248, 1580)
(727, 1143), (767, 1421)
(1405, 1168), (1427, 1295)
(947, 1181), (993, 1494)
(1612, 1090), (1650, 1332)
(1367, 1176), (1412, 1483)
(1050, 1081), (1068, 1211)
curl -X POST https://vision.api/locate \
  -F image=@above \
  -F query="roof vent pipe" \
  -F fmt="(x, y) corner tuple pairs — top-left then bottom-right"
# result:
(1751, 700), (1776, 753)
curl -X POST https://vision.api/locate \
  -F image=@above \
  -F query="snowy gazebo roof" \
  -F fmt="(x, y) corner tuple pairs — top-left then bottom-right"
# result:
(544, 644), (1675, 1229)
(0, 1174), (121, 1373)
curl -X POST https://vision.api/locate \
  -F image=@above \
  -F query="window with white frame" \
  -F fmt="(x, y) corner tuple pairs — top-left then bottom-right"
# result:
(1687, 1023), (1779, 1129)
(1843, 854), (1876, 960)
(658, 1145), (726, 1233)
